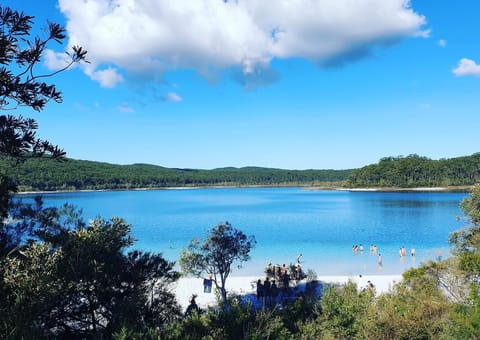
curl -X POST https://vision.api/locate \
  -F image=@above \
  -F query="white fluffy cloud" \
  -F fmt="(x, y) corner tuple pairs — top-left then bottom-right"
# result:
(438, 39), (447, 47)
(44, 49), (71, 70)
(58, 0), (427, 87)
(453, 58), (480, 77)
(87, 66), (124, 88)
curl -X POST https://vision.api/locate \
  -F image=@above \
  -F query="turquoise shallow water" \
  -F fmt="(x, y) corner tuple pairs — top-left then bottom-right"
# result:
(18, 188), (468, 276)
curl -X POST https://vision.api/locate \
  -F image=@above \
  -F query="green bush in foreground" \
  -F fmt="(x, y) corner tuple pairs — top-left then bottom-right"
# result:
(1, 213), (180, 338)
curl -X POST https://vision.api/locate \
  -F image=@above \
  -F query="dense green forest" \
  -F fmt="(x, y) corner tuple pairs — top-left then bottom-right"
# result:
(3, 152), (480, 192)
(347, 153), (480, 188)
(2, 157), (352, 191)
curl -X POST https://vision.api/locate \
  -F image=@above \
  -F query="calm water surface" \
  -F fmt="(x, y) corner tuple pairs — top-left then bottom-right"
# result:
(19, 188), (467, 276)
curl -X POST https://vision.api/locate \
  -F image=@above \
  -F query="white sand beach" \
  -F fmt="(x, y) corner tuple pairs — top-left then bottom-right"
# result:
(174, 274), (402, 311)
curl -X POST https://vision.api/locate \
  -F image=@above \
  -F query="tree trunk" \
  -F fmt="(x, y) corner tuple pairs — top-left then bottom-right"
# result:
(221, 285), (227, 306)
(220, 274), (229, 309)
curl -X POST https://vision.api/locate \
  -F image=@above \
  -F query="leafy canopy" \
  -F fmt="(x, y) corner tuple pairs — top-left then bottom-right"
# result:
(449, 184), (480, 276)
(180, 221), (256, 305)
(0, 4), (87, 257)
(2, 212), (181, 338)
(0, 5), (88, 161)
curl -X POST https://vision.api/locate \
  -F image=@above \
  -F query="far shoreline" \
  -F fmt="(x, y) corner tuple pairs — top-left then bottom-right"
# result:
(16, 184), (473, 195)
(330, 185), (473, 193)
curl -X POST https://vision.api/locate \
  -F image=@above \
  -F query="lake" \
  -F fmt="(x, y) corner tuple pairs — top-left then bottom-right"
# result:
(18, 188), (468, 276)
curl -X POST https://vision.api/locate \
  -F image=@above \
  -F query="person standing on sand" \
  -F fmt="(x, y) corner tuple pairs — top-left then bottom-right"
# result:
(185, 294), (200, 316)
(203, 274), (213, 293)
(367, 280), (375, 292)
(256, 279), (264, 301)
(265, 263), (273, 277)
(282, 268), (290, 291)
(263, 277), (271, 302)
(410, 247), (415, 257)
(281, 263), (287, 276)
(378, 253), (383, 269)
(436, 249), (442, 261)
(271, 280), (279, 304)
(295, 262), (303, 280)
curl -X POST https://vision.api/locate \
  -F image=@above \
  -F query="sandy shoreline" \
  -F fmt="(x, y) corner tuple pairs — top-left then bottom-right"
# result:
(173, 274), (403, 311)
(334, 186), (472, 192)
(16, 185), (471, 195)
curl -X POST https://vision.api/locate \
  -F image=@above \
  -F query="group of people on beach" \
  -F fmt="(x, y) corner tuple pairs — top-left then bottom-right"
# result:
(256, 277), (280, 304)
(265, 261), (304, 282)
(257, 255), (307, 304)
(358, 274), (376, 292)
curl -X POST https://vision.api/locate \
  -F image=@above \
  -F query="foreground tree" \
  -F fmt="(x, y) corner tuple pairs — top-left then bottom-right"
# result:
(445, 184), (480, 338)
(0, 5), (87, 161)
(381, 184), (480, 339)
(0, 7), (89, 336)
(2, 212), (181, 338)
(179, 221), (256, 306)
(0, 5), (183, 339)
(365, 270), (450, 339)
(450, 183), (480, 280)
(0, 4), (88, 257)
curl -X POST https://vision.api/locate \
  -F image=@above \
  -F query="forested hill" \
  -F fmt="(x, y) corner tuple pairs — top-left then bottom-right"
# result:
(347, 153), (480, 188)
(2, 157), (352, 192)
(5, 153), (480, 192)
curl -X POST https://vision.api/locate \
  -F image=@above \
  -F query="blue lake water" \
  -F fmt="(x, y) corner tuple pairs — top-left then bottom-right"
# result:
(18, 188), (468, 276)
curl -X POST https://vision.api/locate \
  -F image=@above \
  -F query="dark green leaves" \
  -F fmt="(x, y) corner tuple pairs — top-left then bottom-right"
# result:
(0, 114), (66, 161)
(0, 5), (88, 112)
(180, 222), (256, 306)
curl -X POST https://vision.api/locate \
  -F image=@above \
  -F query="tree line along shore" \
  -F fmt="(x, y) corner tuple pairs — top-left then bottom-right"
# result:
(3, 152), (480, 192)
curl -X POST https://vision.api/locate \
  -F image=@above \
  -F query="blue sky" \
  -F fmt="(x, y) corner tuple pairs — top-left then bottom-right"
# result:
(5, 0), (480, 170)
